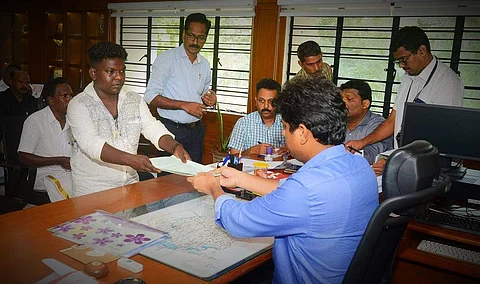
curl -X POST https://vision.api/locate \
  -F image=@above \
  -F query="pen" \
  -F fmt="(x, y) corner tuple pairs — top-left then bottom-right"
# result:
(348, 146), (362, 154)
(238, 146), (243, 163)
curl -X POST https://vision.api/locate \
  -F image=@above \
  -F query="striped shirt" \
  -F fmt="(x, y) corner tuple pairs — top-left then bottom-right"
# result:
(228, 112), (285, 151)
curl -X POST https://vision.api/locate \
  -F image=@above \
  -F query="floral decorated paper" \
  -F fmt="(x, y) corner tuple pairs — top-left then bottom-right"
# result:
(48, 210), (169, 257)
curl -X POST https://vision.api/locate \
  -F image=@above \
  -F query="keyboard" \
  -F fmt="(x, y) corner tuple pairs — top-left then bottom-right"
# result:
(417, 240), (480, 265)
(415, 209), (480, 235)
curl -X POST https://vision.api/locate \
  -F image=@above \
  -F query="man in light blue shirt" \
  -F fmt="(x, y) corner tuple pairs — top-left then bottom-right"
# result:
(188, 77), (379, 283)
(144, 13), (216, 163)
(228, 78), (285, 156)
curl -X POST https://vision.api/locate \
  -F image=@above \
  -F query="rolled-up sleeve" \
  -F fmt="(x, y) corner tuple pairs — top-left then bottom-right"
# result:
(67, 97), (106, 161)
(144, 52), (171, 104)
(138, 98), (174, 151)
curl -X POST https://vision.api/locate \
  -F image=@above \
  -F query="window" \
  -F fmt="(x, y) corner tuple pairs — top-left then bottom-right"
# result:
(286, 16), (480, 116)
(119, 16), (252, 114)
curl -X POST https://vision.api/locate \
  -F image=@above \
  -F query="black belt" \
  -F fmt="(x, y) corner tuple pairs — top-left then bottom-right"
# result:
(159, 117), (201, 129)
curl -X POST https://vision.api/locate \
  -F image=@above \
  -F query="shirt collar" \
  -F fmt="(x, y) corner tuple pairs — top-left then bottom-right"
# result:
(415, 56), (437, 82)
(180, 43), (201, 64)
(46, 105), (70, 129)
(254, 111), (280, 125)
(350, 110), (372, 131)
(301, 144), (348, 171)
(85, 81), (127, 107)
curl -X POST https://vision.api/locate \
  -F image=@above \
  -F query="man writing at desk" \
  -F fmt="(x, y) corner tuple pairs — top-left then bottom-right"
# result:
(228, 78), (285, 156)
(188, 77), (378, 283)
(67, 42), (190, 197)
(345, 26), (464, 172)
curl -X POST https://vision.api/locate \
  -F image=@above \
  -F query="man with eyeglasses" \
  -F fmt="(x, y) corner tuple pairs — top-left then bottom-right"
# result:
(345, 26), (464, 168)
(18, 77), (74, 202)
(144, 13), (217, 164)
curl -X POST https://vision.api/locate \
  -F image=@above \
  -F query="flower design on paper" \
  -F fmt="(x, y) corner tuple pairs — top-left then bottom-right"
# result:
(96, 227), (114, 235)
(54, 224), (74, 233)
(124, 234), (151, 245)
(116, 243), (125, 247)
(72, 233), (86, 240)
(111, 232), (123, 238)
(74, 216), (97, 225)
(81, 225), (92, 231)
(92, 237), (114, 246)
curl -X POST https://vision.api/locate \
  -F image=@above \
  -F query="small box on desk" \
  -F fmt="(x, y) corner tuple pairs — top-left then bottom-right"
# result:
(227, 162), (243, 171)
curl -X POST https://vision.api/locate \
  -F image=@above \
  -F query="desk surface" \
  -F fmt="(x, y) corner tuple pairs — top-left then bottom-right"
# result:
(0, 174), (272, 283)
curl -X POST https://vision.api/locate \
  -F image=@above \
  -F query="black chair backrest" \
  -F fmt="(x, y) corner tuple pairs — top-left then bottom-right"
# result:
(343, 140), (451, 284)
(0, 116), (27, 166)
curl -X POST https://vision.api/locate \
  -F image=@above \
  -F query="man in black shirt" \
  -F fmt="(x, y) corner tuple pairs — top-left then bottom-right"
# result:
(0, 70), (38, 117)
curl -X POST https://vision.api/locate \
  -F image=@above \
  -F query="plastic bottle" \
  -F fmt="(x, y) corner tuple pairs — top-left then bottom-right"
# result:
(265, 146), (273, 162)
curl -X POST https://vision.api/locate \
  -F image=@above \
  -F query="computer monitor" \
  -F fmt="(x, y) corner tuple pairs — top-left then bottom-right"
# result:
(400, 103), (480, 204)
(400, 102), (480, 165)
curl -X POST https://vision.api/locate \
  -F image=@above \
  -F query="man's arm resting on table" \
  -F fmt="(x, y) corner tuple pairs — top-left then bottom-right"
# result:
(18, 152), (70, 170)
(347, 110), (396, 150)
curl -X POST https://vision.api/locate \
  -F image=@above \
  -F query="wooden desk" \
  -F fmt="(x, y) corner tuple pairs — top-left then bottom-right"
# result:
(0, 174), (272, 283)
(393, 220), (480, 283)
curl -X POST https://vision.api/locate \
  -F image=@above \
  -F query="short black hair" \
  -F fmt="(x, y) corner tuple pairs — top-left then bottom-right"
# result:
(297, 41), (322, 63)
(88, 41), (128, 68)
(3, 63), (22, 81)
(277, 77), (347, 146)
(390, 26), (431, 54)
(42, 77), (69, 101)
(10, 70), (28, 81)
(340, 79), (372, 109)
(185, 13), (211, 35)
(256, 78), (281, 94)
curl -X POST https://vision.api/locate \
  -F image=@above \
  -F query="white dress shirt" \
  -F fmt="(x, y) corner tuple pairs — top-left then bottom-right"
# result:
(393, 57), (464, 147)
(17, 106), (73, 199)
(67, 82), (174, 196)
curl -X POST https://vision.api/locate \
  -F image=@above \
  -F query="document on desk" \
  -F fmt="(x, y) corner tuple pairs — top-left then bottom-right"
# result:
(133, 195), (274, 281)
(150, 156), (215, 176)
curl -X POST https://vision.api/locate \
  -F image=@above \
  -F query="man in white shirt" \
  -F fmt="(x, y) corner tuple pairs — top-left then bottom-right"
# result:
(344, 26), (464, 172)
(67, 42), (190, 196)
(18, 77), (73, 202)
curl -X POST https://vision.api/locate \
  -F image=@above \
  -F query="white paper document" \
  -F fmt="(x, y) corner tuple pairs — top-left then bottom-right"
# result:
(150, 156), (215, 176)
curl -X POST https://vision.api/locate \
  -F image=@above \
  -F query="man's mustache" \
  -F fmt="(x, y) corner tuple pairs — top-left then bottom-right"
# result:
(261, 109), (271, 113)
(189, 44), (200, 49)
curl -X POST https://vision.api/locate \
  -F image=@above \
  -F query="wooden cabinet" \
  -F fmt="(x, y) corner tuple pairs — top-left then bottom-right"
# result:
(0, 13), (29, 75)
(45, 10), (108, 92)
(1, 10), (109, 91)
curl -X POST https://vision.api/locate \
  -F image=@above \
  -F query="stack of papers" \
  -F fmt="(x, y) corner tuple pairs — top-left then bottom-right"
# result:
(150, 156), (216, 176)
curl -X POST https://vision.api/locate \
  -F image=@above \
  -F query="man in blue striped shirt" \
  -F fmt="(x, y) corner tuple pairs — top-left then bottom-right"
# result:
(228, 78), (285, 156)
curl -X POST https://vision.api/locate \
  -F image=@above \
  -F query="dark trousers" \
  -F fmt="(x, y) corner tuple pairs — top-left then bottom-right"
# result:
(159, 117), (205, 163)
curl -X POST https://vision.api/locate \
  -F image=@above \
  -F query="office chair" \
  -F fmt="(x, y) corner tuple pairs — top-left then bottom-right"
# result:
(342, 140), (451, 284)
(0, 116), (49, 207)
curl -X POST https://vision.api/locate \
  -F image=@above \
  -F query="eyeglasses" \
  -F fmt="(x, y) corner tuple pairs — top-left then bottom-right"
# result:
(185, 32), (207, 43)
(393, 52), (413, 66)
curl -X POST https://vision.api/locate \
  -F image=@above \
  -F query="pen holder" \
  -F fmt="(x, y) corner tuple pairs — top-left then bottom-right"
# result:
(227, 162), (243, 171)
